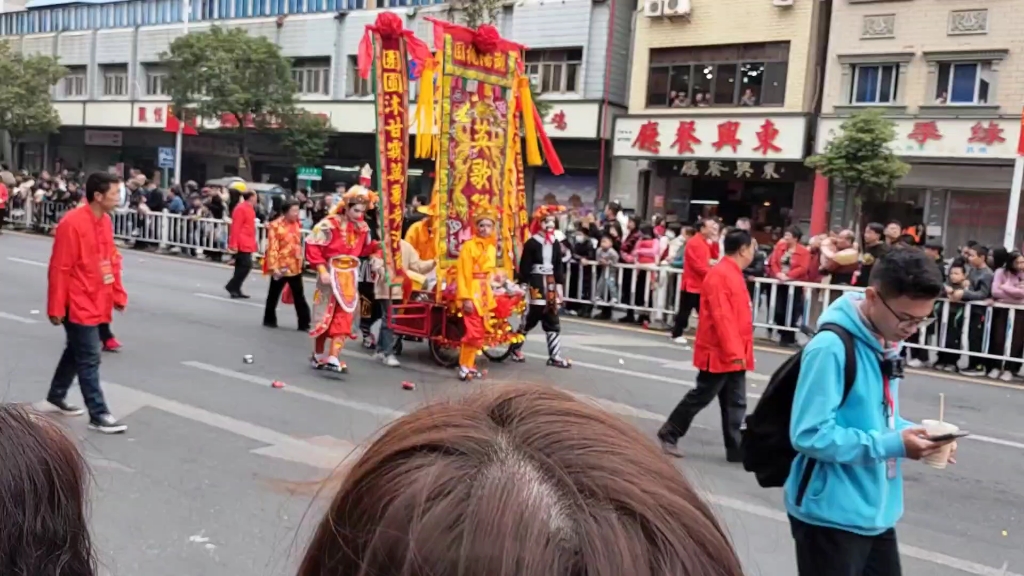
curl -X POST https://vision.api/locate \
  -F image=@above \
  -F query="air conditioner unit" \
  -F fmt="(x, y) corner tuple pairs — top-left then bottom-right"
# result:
(773, 0), (794, 6)
(642, 0), (663, 18)
(662, 0), (691, 17)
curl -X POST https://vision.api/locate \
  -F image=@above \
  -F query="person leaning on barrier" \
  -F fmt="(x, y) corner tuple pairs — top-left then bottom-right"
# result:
(958, 245), (994, 377)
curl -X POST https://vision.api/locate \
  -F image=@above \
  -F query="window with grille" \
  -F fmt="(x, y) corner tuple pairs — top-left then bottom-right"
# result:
(934, 61), (992, 105)
(647, 42), (789, 108)
(346, 56), (371, 97)
(102, 66), (129, 96)
(291, 59), (331, 96)
(850, 64), (898, 104)
(146, 68), (170, 96)
(524, 48), (582, 94)
(64, 67), (87, 98)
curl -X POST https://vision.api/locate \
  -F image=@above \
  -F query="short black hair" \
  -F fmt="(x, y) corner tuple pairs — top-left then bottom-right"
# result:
(948, 262), (965, 275)
(241, 191), (256, 201)
(869, 248), (944, 300)
(886, 220), (902, 228)
(866, 222), (885, 236)
(924, 240), (944, 254)
(785, 225), (803, 241)
(414, 194), (428, 206)
(85, 172), (119, 203)
(968, 244), (989, 259)
(723, 229), (753, 255)
(280, 200), (299, 213)
(698, 218), (715, 232)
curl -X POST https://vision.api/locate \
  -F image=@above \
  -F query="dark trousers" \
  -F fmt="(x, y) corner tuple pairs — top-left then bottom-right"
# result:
(359, 281), (381, 337)
(965, 308), (992, 371)
(98, 322), (114, 341)
(660, 370), (746, 457)
(226, 252), (253, 294)
(935, 308), (965, 367)
(988, 308), (1024, 373)
(47, 321), (109, 419)
(671, 291), (701, 338)
(376, 299), (399, 355)
(790, 515), (902, 576)
(775, 285), (804, 345)
(263, 275), (311, 330)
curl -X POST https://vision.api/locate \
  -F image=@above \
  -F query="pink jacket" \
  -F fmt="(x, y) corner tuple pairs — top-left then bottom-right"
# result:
(992, 268), (1024, 304)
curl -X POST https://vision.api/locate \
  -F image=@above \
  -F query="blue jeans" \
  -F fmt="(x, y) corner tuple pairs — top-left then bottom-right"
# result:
(375, 300), (398, 355)
(47, 320), (109, 419)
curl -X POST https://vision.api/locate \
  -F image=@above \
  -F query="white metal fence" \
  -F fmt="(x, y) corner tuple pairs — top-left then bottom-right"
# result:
(6, 201), (1024, 375)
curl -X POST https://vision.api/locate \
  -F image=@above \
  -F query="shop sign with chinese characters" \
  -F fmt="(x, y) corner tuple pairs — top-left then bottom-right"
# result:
(667, 159), (810, 183)
(816, 117), (1024, 160)
(539, 102), (602, 140)
(612, 115), (808, 161)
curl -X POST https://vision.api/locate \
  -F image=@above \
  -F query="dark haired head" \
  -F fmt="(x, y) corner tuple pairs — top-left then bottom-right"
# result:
(414, 194), (428, 207)
(886, 219), (902, 229)
(866, 222), (884, 236)
(241, 191), (256, 201)
(968, 244), (989, 260)
(784, 226), (803, 242)
(85, 172), (118, 203)
(298, 384), (744, 576)
(639, 223), (654, 238)
(724, 229), (753, 255)
(966, 240), (978, 249)
(1005, 251), (1023, 272)
(0, 404), (95, 576)
(924, 240), (944, 254)
(869, 248), (944, 300)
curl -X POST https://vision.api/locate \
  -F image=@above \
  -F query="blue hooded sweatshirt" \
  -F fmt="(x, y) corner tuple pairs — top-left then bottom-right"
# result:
(784, 293), (916, 536)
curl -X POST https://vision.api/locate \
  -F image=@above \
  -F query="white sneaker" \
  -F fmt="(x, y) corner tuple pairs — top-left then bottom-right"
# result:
(906, 358), (923, 368)
(988, 368), (1001, 379)
(673, 336), (688, 344)
(1000, 370), (1014, 382)
(382, 354), (401, 367)
(372, 351), (384, 360)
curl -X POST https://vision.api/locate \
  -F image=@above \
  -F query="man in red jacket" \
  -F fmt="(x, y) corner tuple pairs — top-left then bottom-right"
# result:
(45, 172), (128, 434)
(0, 180), (8, 234)
(658, 228), (757, 461)
(226, 190), (258, 299)
(670, 218), (718, 342)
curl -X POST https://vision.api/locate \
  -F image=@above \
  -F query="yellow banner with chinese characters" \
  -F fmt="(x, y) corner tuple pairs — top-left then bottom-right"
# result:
(431, 26), (519, 275)
(372, 33), (410, 286)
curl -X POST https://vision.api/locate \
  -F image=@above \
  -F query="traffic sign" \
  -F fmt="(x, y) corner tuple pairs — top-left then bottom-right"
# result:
(297, 166), (322, 181)
(158, 147), (175, 169)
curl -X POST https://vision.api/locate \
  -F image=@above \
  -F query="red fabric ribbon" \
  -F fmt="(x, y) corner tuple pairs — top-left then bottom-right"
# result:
(425, 17), (526, 55)
(358, 12), (434, 81)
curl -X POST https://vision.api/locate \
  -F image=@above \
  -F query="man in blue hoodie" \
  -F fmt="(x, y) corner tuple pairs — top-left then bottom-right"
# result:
(786, 248), (954, 575)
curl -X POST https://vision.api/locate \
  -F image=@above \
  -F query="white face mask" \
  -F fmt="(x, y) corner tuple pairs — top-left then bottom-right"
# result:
(543, 217), (557, 231)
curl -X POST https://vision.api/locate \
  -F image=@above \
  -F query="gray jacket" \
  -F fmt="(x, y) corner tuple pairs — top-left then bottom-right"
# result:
(962, 266), (994, 302)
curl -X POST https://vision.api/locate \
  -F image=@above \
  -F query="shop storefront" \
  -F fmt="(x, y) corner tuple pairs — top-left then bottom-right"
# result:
(612, 114), (812, 230)
(817, 117), (1023, 251)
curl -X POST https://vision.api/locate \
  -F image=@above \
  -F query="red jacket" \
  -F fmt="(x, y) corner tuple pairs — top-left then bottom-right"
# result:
(681, 232), (712, 293)
(693, 257), (755, 373)
(766, 240), (811, 281)
(228, 201), (258, 253)
(47, 204), (128, 325)
(0, 184), (8, 209)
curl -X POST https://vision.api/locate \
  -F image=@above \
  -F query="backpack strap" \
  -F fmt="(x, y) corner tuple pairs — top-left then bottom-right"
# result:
(794, 323), (858, 507)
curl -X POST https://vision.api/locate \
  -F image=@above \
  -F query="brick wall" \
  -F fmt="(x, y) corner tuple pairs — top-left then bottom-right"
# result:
(822, 0), (1021, 115)
(628, 0), (820, 114)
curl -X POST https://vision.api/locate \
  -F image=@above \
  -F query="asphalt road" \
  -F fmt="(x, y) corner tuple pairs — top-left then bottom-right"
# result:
(1, 231), (1023, 576)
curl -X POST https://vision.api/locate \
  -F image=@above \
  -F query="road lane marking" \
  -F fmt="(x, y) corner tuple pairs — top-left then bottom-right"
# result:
(181, 360), (406, 419)
(97, 381), (361, 470)
(708, 495), (1021, 576)
(6, 256), (46, 267)
(192, 292), (264, 308)
(562, 342), (769, 381)
(91, 370), (1024, 576)
(0, 311), (39, 324)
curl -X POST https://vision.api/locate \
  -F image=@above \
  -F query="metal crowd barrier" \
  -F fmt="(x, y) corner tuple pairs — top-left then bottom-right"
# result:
(6, 201), (1024, 374)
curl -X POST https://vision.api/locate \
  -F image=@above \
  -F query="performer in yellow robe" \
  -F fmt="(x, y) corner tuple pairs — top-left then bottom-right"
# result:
(404, 196), (438, 262)
(455, 202), (499, 381)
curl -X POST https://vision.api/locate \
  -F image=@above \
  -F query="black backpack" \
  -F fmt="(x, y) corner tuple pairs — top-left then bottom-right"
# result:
(741, 323), (857, 502)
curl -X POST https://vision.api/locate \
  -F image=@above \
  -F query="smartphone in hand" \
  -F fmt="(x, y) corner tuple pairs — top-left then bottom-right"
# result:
(927, 431), (970, 443)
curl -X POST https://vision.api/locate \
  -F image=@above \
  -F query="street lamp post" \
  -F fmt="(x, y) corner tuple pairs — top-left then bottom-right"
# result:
(172, 0), (190, 185)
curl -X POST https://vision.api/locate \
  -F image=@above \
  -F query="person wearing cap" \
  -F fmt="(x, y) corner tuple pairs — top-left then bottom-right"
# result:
(455, 200), (500, 381)
(404, 194), (438, 262)
(226, 183), (258, 299)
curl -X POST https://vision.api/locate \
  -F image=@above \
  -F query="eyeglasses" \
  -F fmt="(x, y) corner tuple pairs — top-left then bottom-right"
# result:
(878, 295), (935, 330)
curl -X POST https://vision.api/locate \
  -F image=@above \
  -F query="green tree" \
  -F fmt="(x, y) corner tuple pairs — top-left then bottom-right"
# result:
(0, 41), (66, 168)
(805, 109), (910, 222)
(449, 0), (551, 120)
(161, 27), (325, 179)
(279, 110), (329, 166)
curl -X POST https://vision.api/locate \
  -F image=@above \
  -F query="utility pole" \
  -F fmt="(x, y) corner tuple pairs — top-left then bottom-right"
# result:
(172, 0), (190, 185)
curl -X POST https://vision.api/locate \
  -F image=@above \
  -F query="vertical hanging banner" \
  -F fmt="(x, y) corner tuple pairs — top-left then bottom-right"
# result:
(358, 12), (433, 286)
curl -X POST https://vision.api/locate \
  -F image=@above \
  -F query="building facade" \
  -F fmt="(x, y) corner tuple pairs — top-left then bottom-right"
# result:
(1, 0), (632, 209)
(611, 0), (827, 230)
(815, 0), (1024, 250)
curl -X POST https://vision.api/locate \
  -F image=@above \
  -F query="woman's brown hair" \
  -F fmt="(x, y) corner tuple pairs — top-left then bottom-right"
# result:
(298, 384), (743, 576)
(0, 404), (95, 576)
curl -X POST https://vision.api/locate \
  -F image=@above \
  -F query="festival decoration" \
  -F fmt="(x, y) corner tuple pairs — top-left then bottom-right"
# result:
(357, 12), (433, 287)
(415, 18), (564, 282)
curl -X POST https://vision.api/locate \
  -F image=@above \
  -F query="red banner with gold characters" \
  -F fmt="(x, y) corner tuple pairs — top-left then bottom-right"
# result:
(372, 33), (409, 285)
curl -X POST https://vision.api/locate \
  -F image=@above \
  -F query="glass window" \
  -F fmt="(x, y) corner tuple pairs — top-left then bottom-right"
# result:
(64, 68), (88, 98)
(851, 64), (898, 104)
(935, 62), (992, 105)
(292, 59), (331, 95)
(103, 67), (129, 96)
(712, 63), (737, 105)
(691, 64), (712, 106)
(346, 56), (370, 97)
(146, 69), (170, 96)
(523, 48), (583, 95)
(114, 4), (126, 26)
(647, 42), (789, 108)
(235, 0), (249, 17)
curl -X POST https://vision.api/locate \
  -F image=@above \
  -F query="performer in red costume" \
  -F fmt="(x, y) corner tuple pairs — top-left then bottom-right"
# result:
(304, 177), (379, 373)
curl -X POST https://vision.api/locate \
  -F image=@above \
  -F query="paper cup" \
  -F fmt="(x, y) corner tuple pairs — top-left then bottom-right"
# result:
(921, 419), (958, 469)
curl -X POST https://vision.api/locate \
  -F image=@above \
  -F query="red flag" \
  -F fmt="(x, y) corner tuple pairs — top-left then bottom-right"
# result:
(164, 106), (199, 136)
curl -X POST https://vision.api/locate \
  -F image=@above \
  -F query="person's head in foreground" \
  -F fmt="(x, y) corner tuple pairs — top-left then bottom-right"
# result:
(0, 404), (95, 576)
(863, 247), (944, 342)
(298, 384), (743, 576)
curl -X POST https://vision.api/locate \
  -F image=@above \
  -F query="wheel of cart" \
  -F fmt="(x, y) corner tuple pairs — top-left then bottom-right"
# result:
(480, 307), (521, 363)
(427, 308), (463, 368)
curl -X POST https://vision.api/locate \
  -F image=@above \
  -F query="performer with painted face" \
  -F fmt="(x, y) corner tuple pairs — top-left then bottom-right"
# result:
(305, 179), (379, 373)
(510, 205), (572, 368)
(455, 201), (500, 381)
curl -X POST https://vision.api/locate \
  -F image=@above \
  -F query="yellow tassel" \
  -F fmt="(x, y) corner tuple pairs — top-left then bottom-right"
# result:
(517, 77), (542, 166)
(415, 61), (436, 159)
